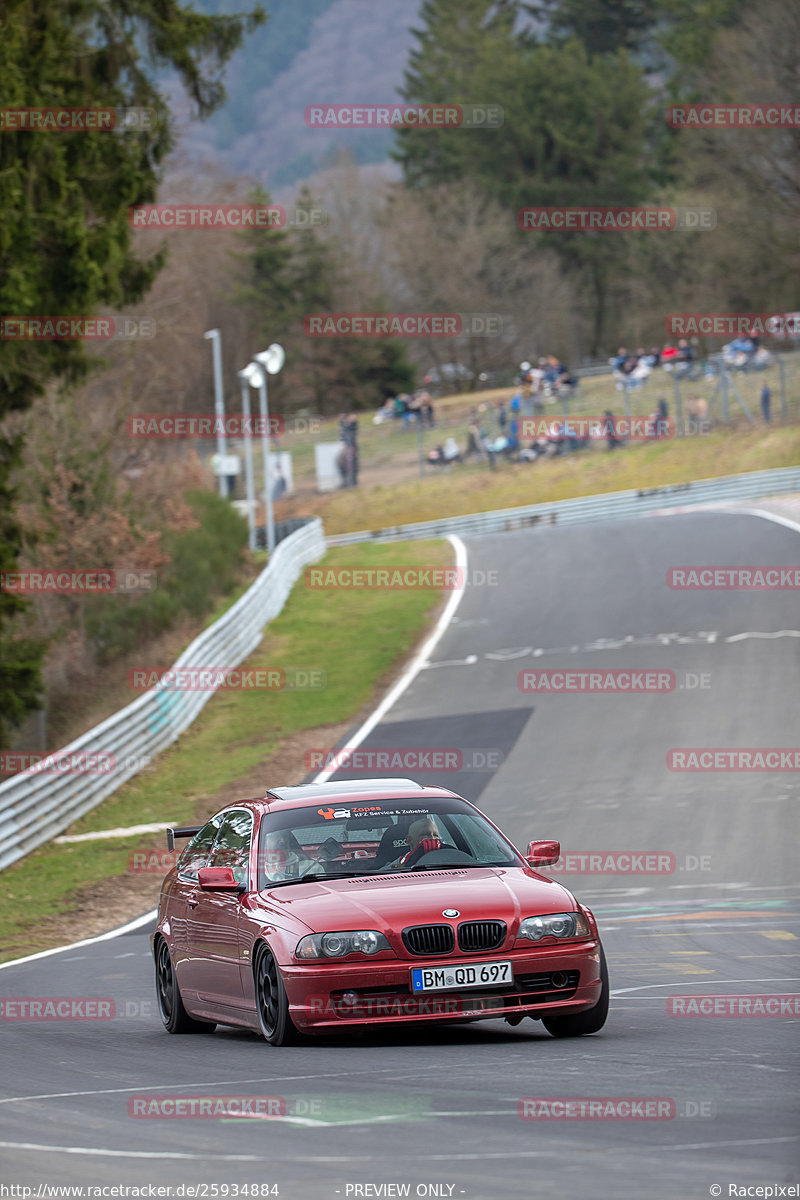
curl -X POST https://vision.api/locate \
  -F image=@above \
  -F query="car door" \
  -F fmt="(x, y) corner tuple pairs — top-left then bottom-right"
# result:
(170, 816), (222, 974)
(182, 808), (253, 1012)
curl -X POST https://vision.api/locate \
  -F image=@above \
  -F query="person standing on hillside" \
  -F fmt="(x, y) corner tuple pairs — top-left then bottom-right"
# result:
(342, 412), (359, 486)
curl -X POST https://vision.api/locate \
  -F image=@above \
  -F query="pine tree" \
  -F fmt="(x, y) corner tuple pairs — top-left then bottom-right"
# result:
(394, 0), (520, 188)
(525, 0), (655, 55)
(0, 0), (264, 746)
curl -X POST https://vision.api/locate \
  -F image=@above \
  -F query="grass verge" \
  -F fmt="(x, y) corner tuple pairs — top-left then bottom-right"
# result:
(0, 539), (451, 962)
(280, 419), (800, 534)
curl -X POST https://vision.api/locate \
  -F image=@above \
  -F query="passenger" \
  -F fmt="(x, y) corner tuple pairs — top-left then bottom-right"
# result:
(261, 829), (322, 881)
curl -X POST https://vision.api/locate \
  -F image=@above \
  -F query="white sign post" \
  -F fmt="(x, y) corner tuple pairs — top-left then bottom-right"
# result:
(315, 443), (343, 492)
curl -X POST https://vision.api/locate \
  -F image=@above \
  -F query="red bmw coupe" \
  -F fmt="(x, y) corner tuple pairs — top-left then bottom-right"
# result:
(152, 778), (608, 1045)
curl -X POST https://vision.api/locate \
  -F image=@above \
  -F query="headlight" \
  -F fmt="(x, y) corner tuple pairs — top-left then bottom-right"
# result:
(295, 930), (391, 959)
(517, 912), (591, 942)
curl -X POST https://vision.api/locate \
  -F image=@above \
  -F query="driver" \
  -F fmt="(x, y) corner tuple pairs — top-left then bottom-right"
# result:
(387, 817), (442, 869)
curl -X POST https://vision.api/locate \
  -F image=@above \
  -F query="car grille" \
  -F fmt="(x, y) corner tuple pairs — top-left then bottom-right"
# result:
(402, 924), (455, 956)
(457, 920), (506, 953)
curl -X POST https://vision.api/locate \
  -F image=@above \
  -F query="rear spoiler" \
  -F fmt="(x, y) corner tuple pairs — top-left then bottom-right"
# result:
(166, 825), (202, 852)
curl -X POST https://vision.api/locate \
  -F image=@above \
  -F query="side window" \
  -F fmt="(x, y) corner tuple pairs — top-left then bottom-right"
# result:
(177, 817), (221, 881)
(208, 809), (253, 887)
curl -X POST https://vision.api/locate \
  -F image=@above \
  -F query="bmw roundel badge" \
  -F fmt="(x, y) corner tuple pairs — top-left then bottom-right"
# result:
(442, 909), (459, 917)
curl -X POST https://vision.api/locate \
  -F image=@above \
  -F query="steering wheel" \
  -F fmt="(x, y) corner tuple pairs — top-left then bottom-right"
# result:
(410, 846), (476, 867)
(317, 837), (342, 863)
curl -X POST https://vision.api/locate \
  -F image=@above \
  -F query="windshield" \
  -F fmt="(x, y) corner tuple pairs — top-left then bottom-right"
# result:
(257, 796), (521, 888)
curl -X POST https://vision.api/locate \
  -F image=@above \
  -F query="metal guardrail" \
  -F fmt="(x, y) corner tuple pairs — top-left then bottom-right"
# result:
(326, 466), (800, 546)
(0, 518), (326, 872)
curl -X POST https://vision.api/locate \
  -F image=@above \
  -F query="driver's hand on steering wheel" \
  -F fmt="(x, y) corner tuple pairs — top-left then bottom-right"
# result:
(397, 836), (442, 868)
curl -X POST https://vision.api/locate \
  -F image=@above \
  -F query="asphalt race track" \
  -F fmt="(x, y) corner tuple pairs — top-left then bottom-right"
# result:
(1, 511), (798, 1200)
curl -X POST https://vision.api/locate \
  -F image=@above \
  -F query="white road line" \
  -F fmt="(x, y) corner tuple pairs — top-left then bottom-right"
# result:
(224, 1109), (511, 1128)
(0, 1141), (268, 1161)
(726, 629), (800, 643)
(737, 507), (800, 536)
(668, 883), (753, 889)
(0, 1068), (400, 1106)
(55, 822), (172, 844)
(611, 977), (800, 996)
(0, 910), (157, 971)
(311, 534), (468, 784)
(661, 1136), (797, 1152)
(422, 655), (478, 669)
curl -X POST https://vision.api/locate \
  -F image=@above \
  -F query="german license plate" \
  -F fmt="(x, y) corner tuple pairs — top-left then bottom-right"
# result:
(411, 960), (513, 993)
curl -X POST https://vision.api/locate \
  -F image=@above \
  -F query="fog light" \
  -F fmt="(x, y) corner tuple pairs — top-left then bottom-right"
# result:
(551, 972), (569, 989)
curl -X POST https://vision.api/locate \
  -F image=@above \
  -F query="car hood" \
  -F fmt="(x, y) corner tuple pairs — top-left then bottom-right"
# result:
(258, 867), (577, 935)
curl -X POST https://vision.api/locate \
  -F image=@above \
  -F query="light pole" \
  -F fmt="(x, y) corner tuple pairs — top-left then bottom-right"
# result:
(253, 344), (285, 556)
(203, 329), (227, 497)
(237, 367), (258, 551)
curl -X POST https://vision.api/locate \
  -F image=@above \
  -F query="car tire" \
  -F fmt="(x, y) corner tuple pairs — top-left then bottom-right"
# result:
(154, 937), (216, 1035)
(254, 943), (300, 1046)
(541, 944), (609, 1038)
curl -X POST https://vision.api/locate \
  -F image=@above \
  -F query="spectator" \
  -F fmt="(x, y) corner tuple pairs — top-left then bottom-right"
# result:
(393, 395), (406, 422)
(604, 410), (621, 450)
(651, 398), (669, 438)
(340, 413), (359, 486)
(761, 383), (771, 423)
(336, 442), (348, 487)
(506, 415), (520, 456)
(497, 401), (507, 432)
(271, 466), (287, 501)
(463, 422), (485, 462)
(686, 396), (709, 434)
(443, 436), (460, 464)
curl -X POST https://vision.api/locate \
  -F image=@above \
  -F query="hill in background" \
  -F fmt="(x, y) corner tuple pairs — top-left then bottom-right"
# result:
(174, 0), (423, 186)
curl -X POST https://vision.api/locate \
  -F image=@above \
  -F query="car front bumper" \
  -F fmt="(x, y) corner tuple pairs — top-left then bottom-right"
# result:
(283, 941), (603, 1032)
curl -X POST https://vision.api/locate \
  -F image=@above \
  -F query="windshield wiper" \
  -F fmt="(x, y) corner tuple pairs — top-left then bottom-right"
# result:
(265, 870), (375, 889)
(411, 861), (510, 870)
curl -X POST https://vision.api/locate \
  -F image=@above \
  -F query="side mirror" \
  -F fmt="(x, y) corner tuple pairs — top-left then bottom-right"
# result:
(525, 840), (560, 868)
(197, 866), (246, 892)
